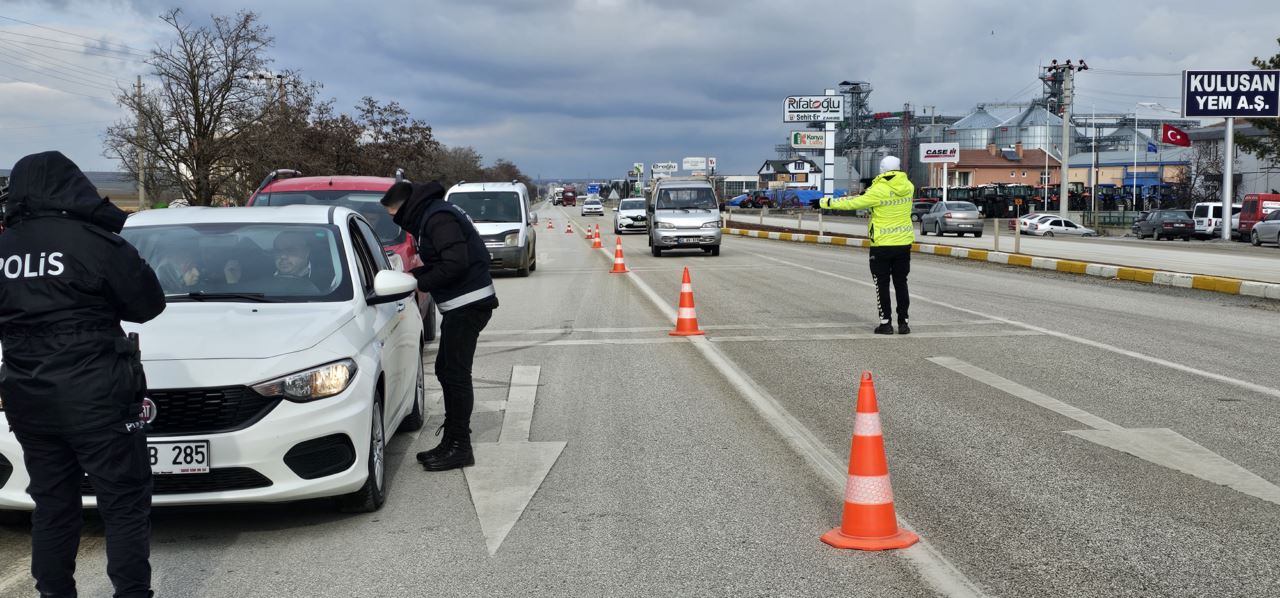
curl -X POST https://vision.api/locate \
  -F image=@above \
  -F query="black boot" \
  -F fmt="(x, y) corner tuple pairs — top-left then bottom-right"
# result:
(898, 319), (911, 335)
(421, 437), (474, 471)
(874, 322), (894, 335)
(415, 425), (449, 464)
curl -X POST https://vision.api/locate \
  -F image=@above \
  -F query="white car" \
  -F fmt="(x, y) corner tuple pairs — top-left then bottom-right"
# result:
(614, 197), (647, 234)
(1016, 213), (1058, 233)
(581, 197), (605, 216)
(1025, 216), (1097, 237)
(0, 206), (425, 514)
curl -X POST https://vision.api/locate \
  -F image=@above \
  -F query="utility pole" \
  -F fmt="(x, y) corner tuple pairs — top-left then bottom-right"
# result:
(135, 75), (146, 211)
(1048, 59), (1088, 218)
(901, 102), (912, 179)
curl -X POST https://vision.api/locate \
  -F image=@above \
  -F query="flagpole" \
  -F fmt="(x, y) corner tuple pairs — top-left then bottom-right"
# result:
(1091, 104), (1097, 215)
(1158, 119), (1164, 207)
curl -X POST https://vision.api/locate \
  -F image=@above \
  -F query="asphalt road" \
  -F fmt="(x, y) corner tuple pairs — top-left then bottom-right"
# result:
(737, 211), (1280, 283)
(2, 203), (1278, 597)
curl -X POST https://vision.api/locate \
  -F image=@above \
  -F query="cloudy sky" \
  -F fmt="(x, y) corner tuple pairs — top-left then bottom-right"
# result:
(1, 0), (1277, 179)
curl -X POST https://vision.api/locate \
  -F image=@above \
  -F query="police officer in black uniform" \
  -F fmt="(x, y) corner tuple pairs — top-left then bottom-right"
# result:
(0, 151), (166, 598)
(381, 180), (498, 471)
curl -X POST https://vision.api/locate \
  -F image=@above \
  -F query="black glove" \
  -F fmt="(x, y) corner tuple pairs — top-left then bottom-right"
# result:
(808, 199), (822, 209)
(409, 265), (428, 278)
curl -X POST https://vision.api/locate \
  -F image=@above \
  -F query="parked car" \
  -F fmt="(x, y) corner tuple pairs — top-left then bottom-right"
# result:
(247, 170), (436, 339)
(580, 197), (605, 216)
(0, 205), (426, 515)
(647, 177), (722, 256)
(920, 201), (984, 237)
(1133, 209), (1194, 241)
(614, 197), (647, 234)
(1192, 202), (1241, 239)
(445, 182), (538, 277)
(1249, 209), (1280, 246)
(911, 199), (938, 222)
(1025, 217), (1096, 237)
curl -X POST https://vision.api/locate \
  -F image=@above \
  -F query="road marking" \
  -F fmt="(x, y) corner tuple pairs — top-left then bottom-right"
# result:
(463, 366), (566, 556)
(480, 320), (1003, 336)
(581, 228), (987, 597)
(749, 251), (1280, 401)
(929, 357), (1280, 506)
(710, 330), (1041, 343)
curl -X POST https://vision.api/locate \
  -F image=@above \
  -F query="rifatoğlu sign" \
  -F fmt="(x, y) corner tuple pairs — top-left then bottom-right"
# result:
(783, 96), (845, 122)
(1182, 70), (1280, 118)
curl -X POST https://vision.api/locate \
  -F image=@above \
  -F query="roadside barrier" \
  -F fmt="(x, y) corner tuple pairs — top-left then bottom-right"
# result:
(669, 267), (705, 337)
(610, 237), (629, 274)
(821, 372), (919, 551)
(723, 227), (1280, 301)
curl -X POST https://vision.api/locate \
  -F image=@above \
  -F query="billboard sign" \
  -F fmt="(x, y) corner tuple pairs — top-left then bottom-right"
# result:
(1182, 70), (1280, 118)
(783, 95), (844, 122)
(790, 131), (827, 149)
(630, 163), (644, 177)
(651, 162), (678, 174)
(707, 157), (717, 171)
(682, 157), (707, 171)
(919, 142), (960, 164)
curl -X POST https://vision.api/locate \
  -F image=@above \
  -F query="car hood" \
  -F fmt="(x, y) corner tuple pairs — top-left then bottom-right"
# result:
(123, 302), (357, 360)
(618, 209), (646, 218)
(472, 222), (523, 237)
(654, 208), (718, 225)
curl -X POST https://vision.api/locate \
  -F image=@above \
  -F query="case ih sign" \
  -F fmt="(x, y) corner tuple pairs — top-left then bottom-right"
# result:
(920, 142), (960, 164)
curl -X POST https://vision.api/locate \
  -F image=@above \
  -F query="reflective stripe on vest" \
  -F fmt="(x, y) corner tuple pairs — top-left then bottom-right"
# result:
(436, 283), (496, 312)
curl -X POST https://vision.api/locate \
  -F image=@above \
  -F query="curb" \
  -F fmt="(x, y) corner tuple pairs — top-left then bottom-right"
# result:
(723, 227), (1280, 301)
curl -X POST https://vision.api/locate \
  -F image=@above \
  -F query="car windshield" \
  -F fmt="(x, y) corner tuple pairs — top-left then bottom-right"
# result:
(656, 187), (717, 210)
(585, 199), (602, 206)
(946, 202), (978, 211)
(254, 191), (403, 246)
(619, 200), (644, 211)
(448, 191), (523, 223)
(122, 223), (352, 303)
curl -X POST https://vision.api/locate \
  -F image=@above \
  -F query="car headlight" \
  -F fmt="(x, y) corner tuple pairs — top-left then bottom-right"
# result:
(252, 359), (357, 402)
(656, 221), (675, 229)
(702, 220), (722, 229)
(504, 232), (520, 247)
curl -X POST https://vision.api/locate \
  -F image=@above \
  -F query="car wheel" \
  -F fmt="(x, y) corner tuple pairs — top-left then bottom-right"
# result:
(919, 223), (928, 236)
(709, 245), (720, 256)
(934, 222), (943, 236)
(1044, 231), (1054, 237)
(399, 352), (426, 433)
(339, 397), (387, 513)
(911, 214), (920, 222)
(516, 253), (531, 277)
(651, 246), (662, 257)
(1252, 230), (1262, 246)
(422, 299), (436, 342)
(615, 225), (621, 234)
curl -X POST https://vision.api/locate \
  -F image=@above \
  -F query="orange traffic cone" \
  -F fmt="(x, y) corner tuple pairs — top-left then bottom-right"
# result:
(586, 226), (595, 241)
(565, 221), (574, 234)
(821, 372), (919, 551)
(669, 267), (705, 336)
(609, 237), (629, 274)
(547, 218), (554, 230)
(592, 224), (603, 249)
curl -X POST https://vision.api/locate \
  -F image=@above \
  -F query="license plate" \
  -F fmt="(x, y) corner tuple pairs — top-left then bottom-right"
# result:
(149, 441), (210, 475)
(958, 224), (975, 228)
(680, 237), (700, 243)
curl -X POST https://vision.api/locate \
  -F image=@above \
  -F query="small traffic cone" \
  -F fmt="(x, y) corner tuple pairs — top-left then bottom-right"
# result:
(821, 372), (918, 551)
(592, 224), (603, 249)
(669, 267), (705, 336)
(609, 237), (629, 274)
(586, 226), (595, 241)
(565, 221), (574, 234)
(547, 218), (554, 230)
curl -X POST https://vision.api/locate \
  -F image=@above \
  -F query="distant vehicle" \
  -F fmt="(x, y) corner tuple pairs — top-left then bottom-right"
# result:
(647, 177), (722, 257)
(445, 181), (538, 277)
(581, 197), (604, 216)
(1013, 213), (1058, 232)
(1238, 194), (1280, 239)
(1133, 209), (1194, 241)
(614, 198), (646, 234)
(561, 186), (577, 207)
(1025, 217), (1096, 237)
(1192, 202), (1241, 239)
(920, 201), (983, 237)
(911, 199), (939, 222)
(1248, 209), (1280, 246)
(738, 190), (777, 209)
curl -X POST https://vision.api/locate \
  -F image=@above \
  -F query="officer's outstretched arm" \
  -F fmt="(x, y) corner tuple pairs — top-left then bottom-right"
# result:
(820, 183), (886, 211)
(103, 237), (167, 323)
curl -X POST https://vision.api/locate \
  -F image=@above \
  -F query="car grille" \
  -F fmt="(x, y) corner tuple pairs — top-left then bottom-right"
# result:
(0, 453), (12, 489)
(284, 434), (357, 480)
(147, 387), (280, 436)
(80, 467), (272, 496)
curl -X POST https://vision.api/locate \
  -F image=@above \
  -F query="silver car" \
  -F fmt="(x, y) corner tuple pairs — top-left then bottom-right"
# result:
(580, 197), (605, 216)
(1249, 209), (1280, 246)
(614, 197), (647, 234)
(647, 178), (722, 256)
(920, 201), (984, 237)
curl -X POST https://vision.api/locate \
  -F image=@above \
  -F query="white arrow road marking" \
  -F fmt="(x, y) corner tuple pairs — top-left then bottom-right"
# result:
(463, 365), (566, 556)
(929, 356), (1280, 506)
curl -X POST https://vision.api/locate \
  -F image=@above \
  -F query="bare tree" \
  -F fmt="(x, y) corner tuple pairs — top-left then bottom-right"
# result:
(104, 9), (277, 206)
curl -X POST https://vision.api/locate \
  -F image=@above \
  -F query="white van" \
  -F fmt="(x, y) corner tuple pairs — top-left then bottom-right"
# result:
(1192, 202), (1241, 239)
(445, 182), (538, 276)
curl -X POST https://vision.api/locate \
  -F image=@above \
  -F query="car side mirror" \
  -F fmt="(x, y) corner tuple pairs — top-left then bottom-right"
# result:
(612, 207), (618, 212)
(368, 270), (417, 305)
(530, 214), (538, 225)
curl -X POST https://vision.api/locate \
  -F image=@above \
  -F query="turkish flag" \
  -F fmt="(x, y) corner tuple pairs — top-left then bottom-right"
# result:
(1162, 124), (1191, 147)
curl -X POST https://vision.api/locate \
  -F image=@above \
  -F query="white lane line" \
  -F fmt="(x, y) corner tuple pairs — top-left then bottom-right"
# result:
(480, 320), (1002, 336)
(609, 250), (986, 598)
(929, 357), (1280, 506)
(711, 330), (1041, 343)
(749, 251), (1280, 401)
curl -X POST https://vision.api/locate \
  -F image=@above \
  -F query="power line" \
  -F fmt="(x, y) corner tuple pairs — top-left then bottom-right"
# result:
(0, 51), (116, 92)
(0, 72), (115, 100)
(0, 29), (147, 61)
(0, 43), (122, 87)
(1089, 68), (1180, 77)
(1074, 88), (1180, 101)
(0, 119), (115, 131)
(0, 15), (148, 56)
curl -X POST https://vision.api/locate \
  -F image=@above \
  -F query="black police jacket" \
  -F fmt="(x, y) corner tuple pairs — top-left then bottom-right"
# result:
(0, 151), (166, 434)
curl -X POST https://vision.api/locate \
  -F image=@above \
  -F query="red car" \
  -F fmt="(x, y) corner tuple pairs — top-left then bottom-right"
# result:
(247, 169), (436, 339)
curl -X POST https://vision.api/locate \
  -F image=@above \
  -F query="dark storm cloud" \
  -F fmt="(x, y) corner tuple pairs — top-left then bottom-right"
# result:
(4, 0), (1279, 177)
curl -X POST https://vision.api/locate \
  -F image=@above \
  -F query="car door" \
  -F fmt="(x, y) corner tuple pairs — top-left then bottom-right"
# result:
(1061, 220), (1084, 236)
(348, 218), (407, 418)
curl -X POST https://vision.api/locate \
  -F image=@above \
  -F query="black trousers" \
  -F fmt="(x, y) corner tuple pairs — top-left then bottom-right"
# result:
(13, 425), (152, 598)
(435, 302), (495, 442)
(868, 245), (911, 324)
